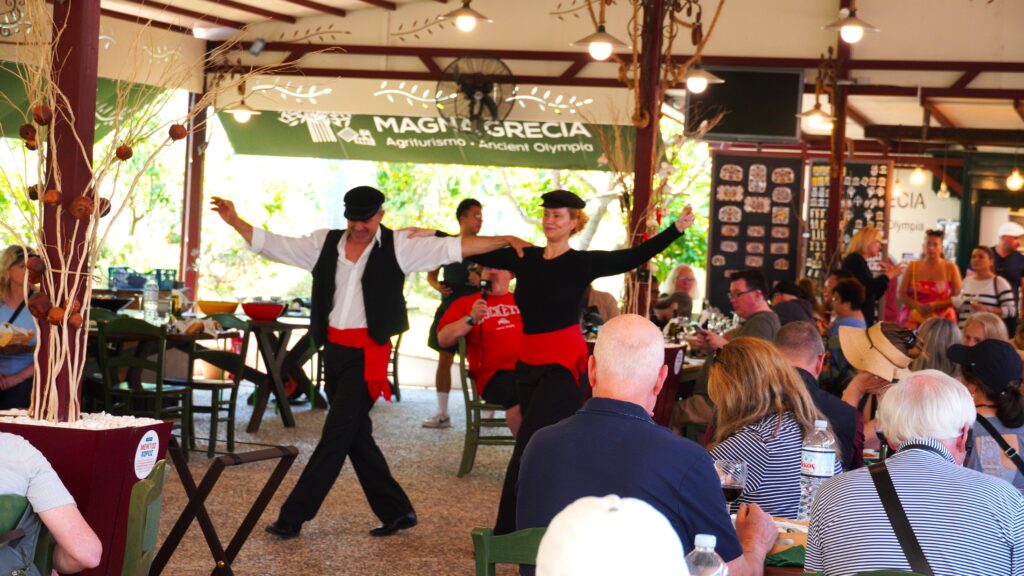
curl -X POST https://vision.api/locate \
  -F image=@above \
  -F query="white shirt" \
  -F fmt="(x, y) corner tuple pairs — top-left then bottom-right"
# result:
(0, 432), (75, 513)
(250, 227), (462, 330)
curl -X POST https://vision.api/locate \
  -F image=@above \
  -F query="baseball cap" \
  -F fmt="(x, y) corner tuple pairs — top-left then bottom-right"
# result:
(997, 222), (1024, 238)
(343, 186), (386, 221)
(536, 495), (687, 576)
(947, 339), (1023, 395)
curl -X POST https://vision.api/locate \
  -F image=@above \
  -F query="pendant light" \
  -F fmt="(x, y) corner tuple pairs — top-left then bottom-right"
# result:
(438, 1), (492, 33)
(824, 6), (879, 44)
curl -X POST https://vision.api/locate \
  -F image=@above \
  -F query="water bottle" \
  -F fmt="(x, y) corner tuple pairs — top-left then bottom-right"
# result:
(685, 534), (728, 576)
(797, 419), (837, 521)
(143, 276), (159, 324)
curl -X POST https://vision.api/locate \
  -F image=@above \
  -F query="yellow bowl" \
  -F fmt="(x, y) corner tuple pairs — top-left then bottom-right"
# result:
(197, 300), (238, 316)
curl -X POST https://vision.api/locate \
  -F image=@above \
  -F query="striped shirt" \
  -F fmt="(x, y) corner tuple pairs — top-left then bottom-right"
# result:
(954, 274), (1016, 324)
(709, 412), (841, 519)
(807, 438), (1024, 576)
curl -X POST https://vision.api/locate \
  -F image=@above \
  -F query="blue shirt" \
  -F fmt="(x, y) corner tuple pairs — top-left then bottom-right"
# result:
(968, 415), (1024, 495)
(807, 438), (1024, 576)
(517, 397), (742, 562)
(0, 301), (35, 376)
(828, 315), (867, 374)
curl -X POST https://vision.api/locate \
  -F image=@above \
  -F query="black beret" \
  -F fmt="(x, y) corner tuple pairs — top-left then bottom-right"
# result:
(540, 189), (586, 209)
(343, 186), (386, 221)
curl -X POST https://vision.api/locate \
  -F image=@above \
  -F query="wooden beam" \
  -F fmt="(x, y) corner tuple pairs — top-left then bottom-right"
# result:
(117, 0), (245, 28)
(100, 7), (192, 34)
(864, 125), (1024, 146)
(198, 0), (296, 23)
(559, 60), (588, 79)
(210, 64), (625, 87)
(1015, 99), (1024, 124)
(180, 92), (207, 299)
(419, 56), (442, 75)
(353, 0), (397, 9)
(845, 103), (872, 128)
(951, 70), (980, 89)
(278, 0), (346, 17)
(922, 98), (957, 128)
(923, 165), (964, 196)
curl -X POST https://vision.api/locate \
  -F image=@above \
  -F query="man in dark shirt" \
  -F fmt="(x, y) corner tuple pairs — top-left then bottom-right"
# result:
(516, 314), (777, 576)
(993, 222), (1024, 334)
(769, 280), (815, 327)
(774, 321), (864, 470)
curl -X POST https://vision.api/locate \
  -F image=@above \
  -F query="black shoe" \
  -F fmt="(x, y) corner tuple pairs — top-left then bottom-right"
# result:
(369, 511), (418, 537)
(265, 521), (301, 539)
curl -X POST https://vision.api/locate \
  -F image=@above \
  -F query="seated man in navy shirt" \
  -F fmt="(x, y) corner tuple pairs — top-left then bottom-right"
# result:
(517, 314), (777, 576)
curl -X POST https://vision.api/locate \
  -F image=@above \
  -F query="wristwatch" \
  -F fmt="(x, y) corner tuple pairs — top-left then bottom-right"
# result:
(465, 315), (475, 326)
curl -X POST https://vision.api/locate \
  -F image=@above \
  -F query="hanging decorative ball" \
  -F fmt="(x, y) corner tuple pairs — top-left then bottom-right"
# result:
(70, 300), (82, 314)
(32, 105), (53, 126)
(67, 312), (84, 330)
(25, 256), (45, 274)
(25, 139), (38, 151)
(27, 185), (39, 201)
(169, 124), (188, 140)
(68, 196), (94, 219)
(19, 123), (36, 141)
(98, 197), (112, 217)
(43, 189), (62, 205)
(28, 292), (51, 319)
(46, 306), (65, 325)
(115, 145), (133, 160)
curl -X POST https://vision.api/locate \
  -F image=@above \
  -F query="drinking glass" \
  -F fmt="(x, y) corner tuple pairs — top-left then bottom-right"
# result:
(714, 459), (748, 512)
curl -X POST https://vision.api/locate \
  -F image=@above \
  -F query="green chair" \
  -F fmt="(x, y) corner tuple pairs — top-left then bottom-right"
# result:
(456, 337), (515, 477)
(89, 307), (119, 323)
(0, 495), (55, 574)
(121, 460), (167, 576)
(166, 314), (251, 456)
(98, 317), (192, 455)
(83, 307), (120, 411)
(471, 526), (546, 576)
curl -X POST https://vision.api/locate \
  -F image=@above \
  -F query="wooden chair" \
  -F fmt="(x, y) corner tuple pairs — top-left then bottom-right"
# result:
(471, 526), (546, 576)
(456, 337), (514, 477)
(166, 314), (251, 456)
(121, 460), (167, 576)
(83, 307), (120, 412)
(0, 494), (55, 574)
(98, 317), (192, 455)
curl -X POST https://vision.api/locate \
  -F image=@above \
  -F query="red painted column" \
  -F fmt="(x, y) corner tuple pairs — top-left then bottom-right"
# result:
(179, 92), (207, 299)
(35, 0), (101, 420)
(825, 0), (852, 264)
(630, 0), (666, 314)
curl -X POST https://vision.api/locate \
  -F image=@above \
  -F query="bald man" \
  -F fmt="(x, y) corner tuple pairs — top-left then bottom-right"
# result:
(516, 315), (776, 576)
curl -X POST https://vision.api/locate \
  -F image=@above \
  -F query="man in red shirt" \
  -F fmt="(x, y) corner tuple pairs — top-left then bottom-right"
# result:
(437, 267), (522, 434)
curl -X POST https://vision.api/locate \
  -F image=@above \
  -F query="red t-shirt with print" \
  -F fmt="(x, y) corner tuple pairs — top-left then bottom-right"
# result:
(438, 292), (522, 394)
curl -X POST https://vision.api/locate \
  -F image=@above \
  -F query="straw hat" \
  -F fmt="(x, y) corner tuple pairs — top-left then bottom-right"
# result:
(839, 323), (913, 382)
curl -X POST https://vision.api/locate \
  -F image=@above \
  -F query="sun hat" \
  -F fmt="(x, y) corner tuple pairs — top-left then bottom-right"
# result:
(536, 495), (687, 576)
(839, 322), (914, 382)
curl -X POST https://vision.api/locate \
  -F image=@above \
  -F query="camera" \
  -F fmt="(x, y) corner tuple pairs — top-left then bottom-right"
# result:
(480, 279), (492, 294)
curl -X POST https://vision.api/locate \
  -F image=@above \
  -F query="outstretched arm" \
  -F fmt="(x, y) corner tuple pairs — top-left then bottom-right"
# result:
(587, 205), (695, 279)
(462, 235), (532, 258)
(210, 197), (253, 245)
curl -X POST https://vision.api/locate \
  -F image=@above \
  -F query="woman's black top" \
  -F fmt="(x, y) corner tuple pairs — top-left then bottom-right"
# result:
(471, 225), (683, 334)
(841, 252), (889, 326)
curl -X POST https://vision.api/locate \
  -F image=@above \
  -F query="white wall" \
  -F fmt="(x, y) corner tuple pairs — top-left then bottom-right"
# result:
(886, 168), (961, 261)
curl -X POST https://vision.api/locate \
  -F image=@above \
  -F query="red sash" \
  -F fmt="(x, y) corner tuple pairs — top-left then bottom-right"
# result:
(327, 327), (392, 402)
(520, 325), (588, 384)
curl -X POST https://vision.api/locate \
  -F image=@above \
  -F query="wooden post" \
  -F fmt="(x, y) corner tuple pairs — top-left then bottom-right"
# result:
(180, 92), (207, 300)
(34, 0), (101, 421)
(630, 0), (666, 314)
(825, 0), (852, 265)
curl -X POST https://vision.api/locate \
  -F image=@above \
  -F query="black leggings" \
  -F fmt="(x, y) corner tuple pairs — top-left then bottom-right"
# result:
(493, 361), (586, 535)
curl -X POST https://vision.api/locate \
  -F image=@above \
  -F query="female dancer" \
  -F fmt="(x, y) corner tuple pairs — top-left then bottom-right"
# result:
(470, 189), (695, 534)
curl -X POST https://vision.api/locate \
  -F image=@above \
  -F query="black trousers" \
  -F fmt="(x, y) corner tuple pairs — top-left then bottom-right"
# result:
(493, 362), (585, 535)
(278, 343), (413, 526)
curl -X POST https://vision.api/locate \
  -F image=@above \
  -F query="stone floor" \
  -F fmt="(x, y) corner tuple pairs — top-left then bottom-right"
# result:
(158, 354), (517, 575)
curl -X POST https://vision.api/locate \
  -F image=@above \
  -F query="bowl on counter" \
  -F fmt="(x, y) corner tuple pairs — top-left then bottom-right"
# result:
(197, 300), (239, 316)
(241, 302), (285, 323)
(90, 296), (134, 313)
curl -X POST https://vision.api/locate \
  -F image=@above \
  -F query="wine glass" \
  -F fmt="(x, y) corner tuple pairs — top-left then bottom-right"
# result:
(714, 459), (748, 512)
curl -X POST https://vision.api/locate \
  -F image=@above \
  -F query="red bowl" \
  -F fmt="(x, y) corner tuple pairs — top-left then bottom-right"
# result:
(241, 302), (285, 323)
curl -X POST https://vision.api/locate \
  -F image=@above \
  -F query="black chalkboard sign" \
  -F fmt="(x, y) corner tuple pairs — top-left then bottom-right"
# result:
(707, 152), (804, 313)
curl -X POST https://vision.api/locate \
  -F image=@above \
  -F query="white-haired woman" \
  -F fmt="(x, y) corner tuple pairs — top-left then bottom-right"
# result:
(0, 245), (38, 409)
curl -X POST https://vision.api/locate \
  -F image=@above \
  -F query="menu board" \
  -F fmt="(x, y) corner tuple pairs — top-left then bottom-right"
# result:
(707, 153), (804, 313)
(804, 160), (893, 277)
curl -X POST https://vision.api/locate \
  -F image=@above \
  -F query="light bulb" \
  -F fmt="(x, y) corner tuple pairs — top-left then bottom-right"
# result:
(910, 166), (927, 186)
(893, 179), (903, 198)
(937, 181), (950, 199)
(588, 41), (613, 61)
(455, 14), (477, 31)
(232, 110), (252, 123)
(686, 76), (709, 94)
(840, 24), (864, 43)
(1009, 168), (1024, 192)
(809, 113), (834, 131)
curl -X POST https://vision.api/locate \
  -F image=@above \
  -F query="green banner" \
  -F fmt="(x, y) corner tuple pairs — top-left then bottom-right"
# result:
(0, 62), (159, 143)
(218, 111), (633, 171)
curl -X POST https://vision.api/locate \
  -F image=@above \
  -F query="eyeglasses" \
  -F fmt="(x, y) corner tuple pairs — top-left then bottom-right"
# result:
(728, 288), (758, 300)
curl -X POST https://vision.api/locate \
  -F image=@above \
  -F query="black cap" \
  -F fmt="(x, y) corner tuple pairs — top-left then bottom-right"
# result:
(540, 189), (586, 209)
(343, 186), (386, 221)
(947, 339), (1023, 394)
(770, 280), (806, 299)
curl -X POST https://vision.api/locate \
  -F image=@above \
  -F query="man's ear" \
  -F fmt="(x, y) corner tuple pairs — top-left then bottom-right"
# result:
(652, 364), (668, 397)
(957, 423), (971, 453)
(587, 355), (598, 389)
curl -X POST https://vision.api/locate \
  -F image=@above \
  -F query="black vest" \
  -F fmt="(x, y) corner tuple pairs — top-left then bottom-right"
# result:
(310, 226), (408, 346)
